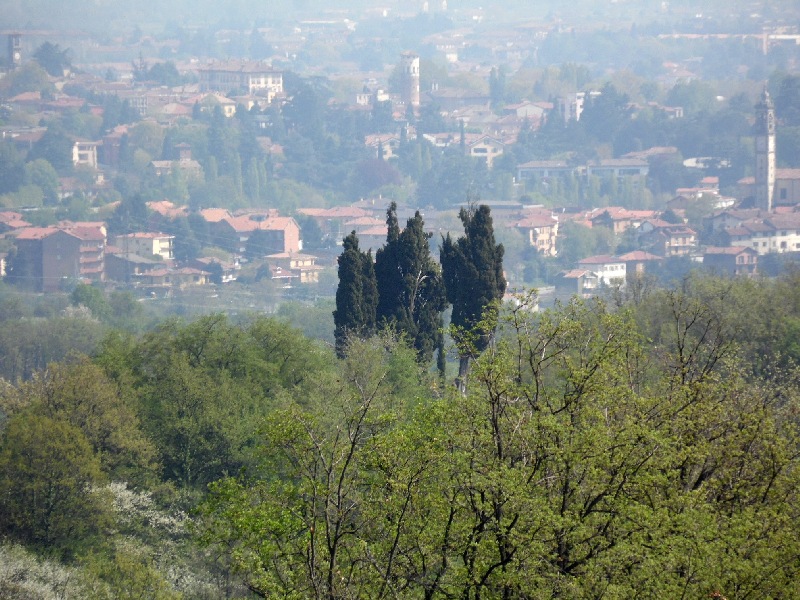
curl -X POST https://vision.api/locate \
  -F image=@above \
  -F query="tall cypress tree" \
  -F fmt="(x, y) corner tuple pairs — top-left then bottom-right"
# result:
(441, 204), (506, 387)
(375, 202), (447, 365)
(333, 231), (377, 357)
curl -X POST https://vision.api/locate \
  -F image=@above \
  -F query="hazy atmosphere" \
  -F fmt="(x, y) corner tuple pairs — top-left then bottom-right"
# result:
(2, 0), (800, 597)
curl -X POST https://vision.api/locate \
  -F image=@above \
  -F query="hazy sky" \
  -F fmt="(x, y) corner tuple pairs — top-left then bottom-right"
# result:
(1, 0), (790, 34)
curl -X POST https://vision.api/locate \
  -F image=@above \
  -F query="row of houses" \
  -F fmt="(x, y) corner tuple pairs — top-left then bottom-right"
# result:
(558, 245), (758, 296)
(0, 204), (318, 293)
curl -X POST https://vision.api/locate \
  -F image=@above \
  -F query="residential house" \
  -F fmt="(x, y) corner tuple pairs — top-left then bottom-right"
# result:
(586, 158), (649, 185)
(773, 169), (800, 207)
(577, 255), (627, 287)
(617, 250), (663, 278)
(147, 200), (189, 220)
(208, 213), (301, 257)
(640, 224), (698, 257)
(149, 158), (203, 180)
(514, 209), (559, 256)
(365, 134), (402, 160)
(557, 91), (600, 123)
(190, 256), (240, 284)
(72, 139), (100, 169)
(11, 223), (106, 292)
(465, 134), (505, 168)
(104, 250), (163, 283)
(197, 61), (283, 101)
(135, 267), (211, 294)
(7, 227), (53, 289)
(112, 232), (175, 261)
(725, 213), (800, 254)
(353, 225), (388, 254)
(516, 160), (573, 184)
(705, 209), (766, 234)
(0, 211), (31, 234)
(266, 252), (322, 283)
(186, 92), (238, 117)
(502, 100), (552, 121)
(555, 268), (595, 297)
(703, 246), (758, 277)
(590, 207), (658, 235)
(297, 206), (374, 243)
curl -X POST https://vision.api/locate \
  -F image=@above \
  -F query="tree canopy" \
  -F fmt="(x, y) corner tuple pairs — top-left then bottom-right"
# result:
(440, 204), (506, 382)
(333, 230), (378, 357)
(374, 202), (447, 364)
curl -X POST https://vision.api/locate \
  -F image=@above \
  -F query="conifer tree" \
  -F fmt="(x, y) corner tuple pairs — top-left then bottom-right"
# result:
(333, 231), (378, 357)
(375, 202), (447, 364)
(440, 204), (506, 387)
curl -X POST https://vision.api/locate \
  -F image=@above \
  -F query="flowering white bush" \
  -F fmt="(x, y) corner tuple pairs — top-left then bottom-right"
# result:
(0, 542), (93, 599)
(105, 481), (187, 536)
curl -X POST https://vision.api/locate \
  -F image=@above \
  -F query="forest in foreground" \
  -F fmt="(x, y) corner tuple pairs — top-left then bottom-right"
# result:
(1, 272), (800, 598)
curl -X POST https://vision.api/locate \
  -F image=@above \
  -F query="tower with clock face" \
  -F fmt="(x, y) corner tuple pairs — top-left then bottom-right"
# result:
(7, 33), (21, 69)
(755, 87), (776, 213)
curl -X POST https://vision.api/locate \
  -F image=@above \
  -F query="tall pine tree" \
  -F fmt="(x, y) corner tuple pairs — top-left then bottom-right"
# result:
(375, 202), (447, 365)
(333, 231), (378, 357)
(441, 204), (506, 388)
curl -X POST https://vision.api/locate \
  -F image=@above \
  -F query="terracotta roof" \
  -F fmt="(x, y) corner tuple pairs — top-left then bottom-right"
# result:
(200, 208), (233, 222)
(515, 215), (557, 228)
(116, 232), (174, 240)
(617, 250), (662, 261)
(14, 227), (58, 240)
(345, 216), (385, 227)
(222, 215), (297, 233)
(357, 225), (388, 236)
(705, 246), (756, 255)
(578, 255), (624, 265)
(298, 206), (371, 219)
(147, 200), (188, 218)
(560, 268), (591, 279)
(518, 160), (571, 169)
(266, 252), (317, 260)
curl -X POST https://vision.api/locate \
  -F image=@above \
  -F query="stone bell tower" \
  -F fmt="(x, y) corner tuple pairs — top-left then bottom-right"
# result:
(8, 33), (22, 69)
(754, 87), (776, 213)
(399, 52), (420, 110)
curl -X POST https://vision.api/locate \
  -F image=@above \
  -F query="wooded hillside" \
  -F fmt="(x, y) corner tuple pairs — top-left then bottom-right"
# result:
(1, 273), (800, 598)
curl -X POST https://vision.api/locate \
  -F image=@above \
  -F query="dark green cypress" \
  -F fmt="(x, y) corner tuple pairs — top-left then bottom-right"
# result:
(441, 204), (506, 386)
(375, 202), (447, 364)
(333, 231), (377, 358)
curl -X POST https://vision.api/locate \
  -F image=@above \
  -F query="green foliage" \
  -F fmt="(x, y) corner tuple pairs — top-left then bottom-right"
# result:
(0, 313), (105, 381)
(98, 314), (333, 489)
(27, 126), (74, 173)
(24, 159), (59, 205)
(32, 42), (72, 77)
(0, 412), (109, 556)
(16, 356), (160, 485)
(196, 286), (800, 598)
(71, 283), (111, 320)
(197, 333), (430, 598)
(0, 62), (54, 97)
(0, 140), (25, 195)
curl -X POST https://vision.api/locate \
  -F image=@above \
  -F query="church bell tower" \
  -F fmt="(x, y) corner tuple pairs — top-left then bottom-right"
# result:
(755, 87), (776, 213)
(8, 33), (22, 69)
